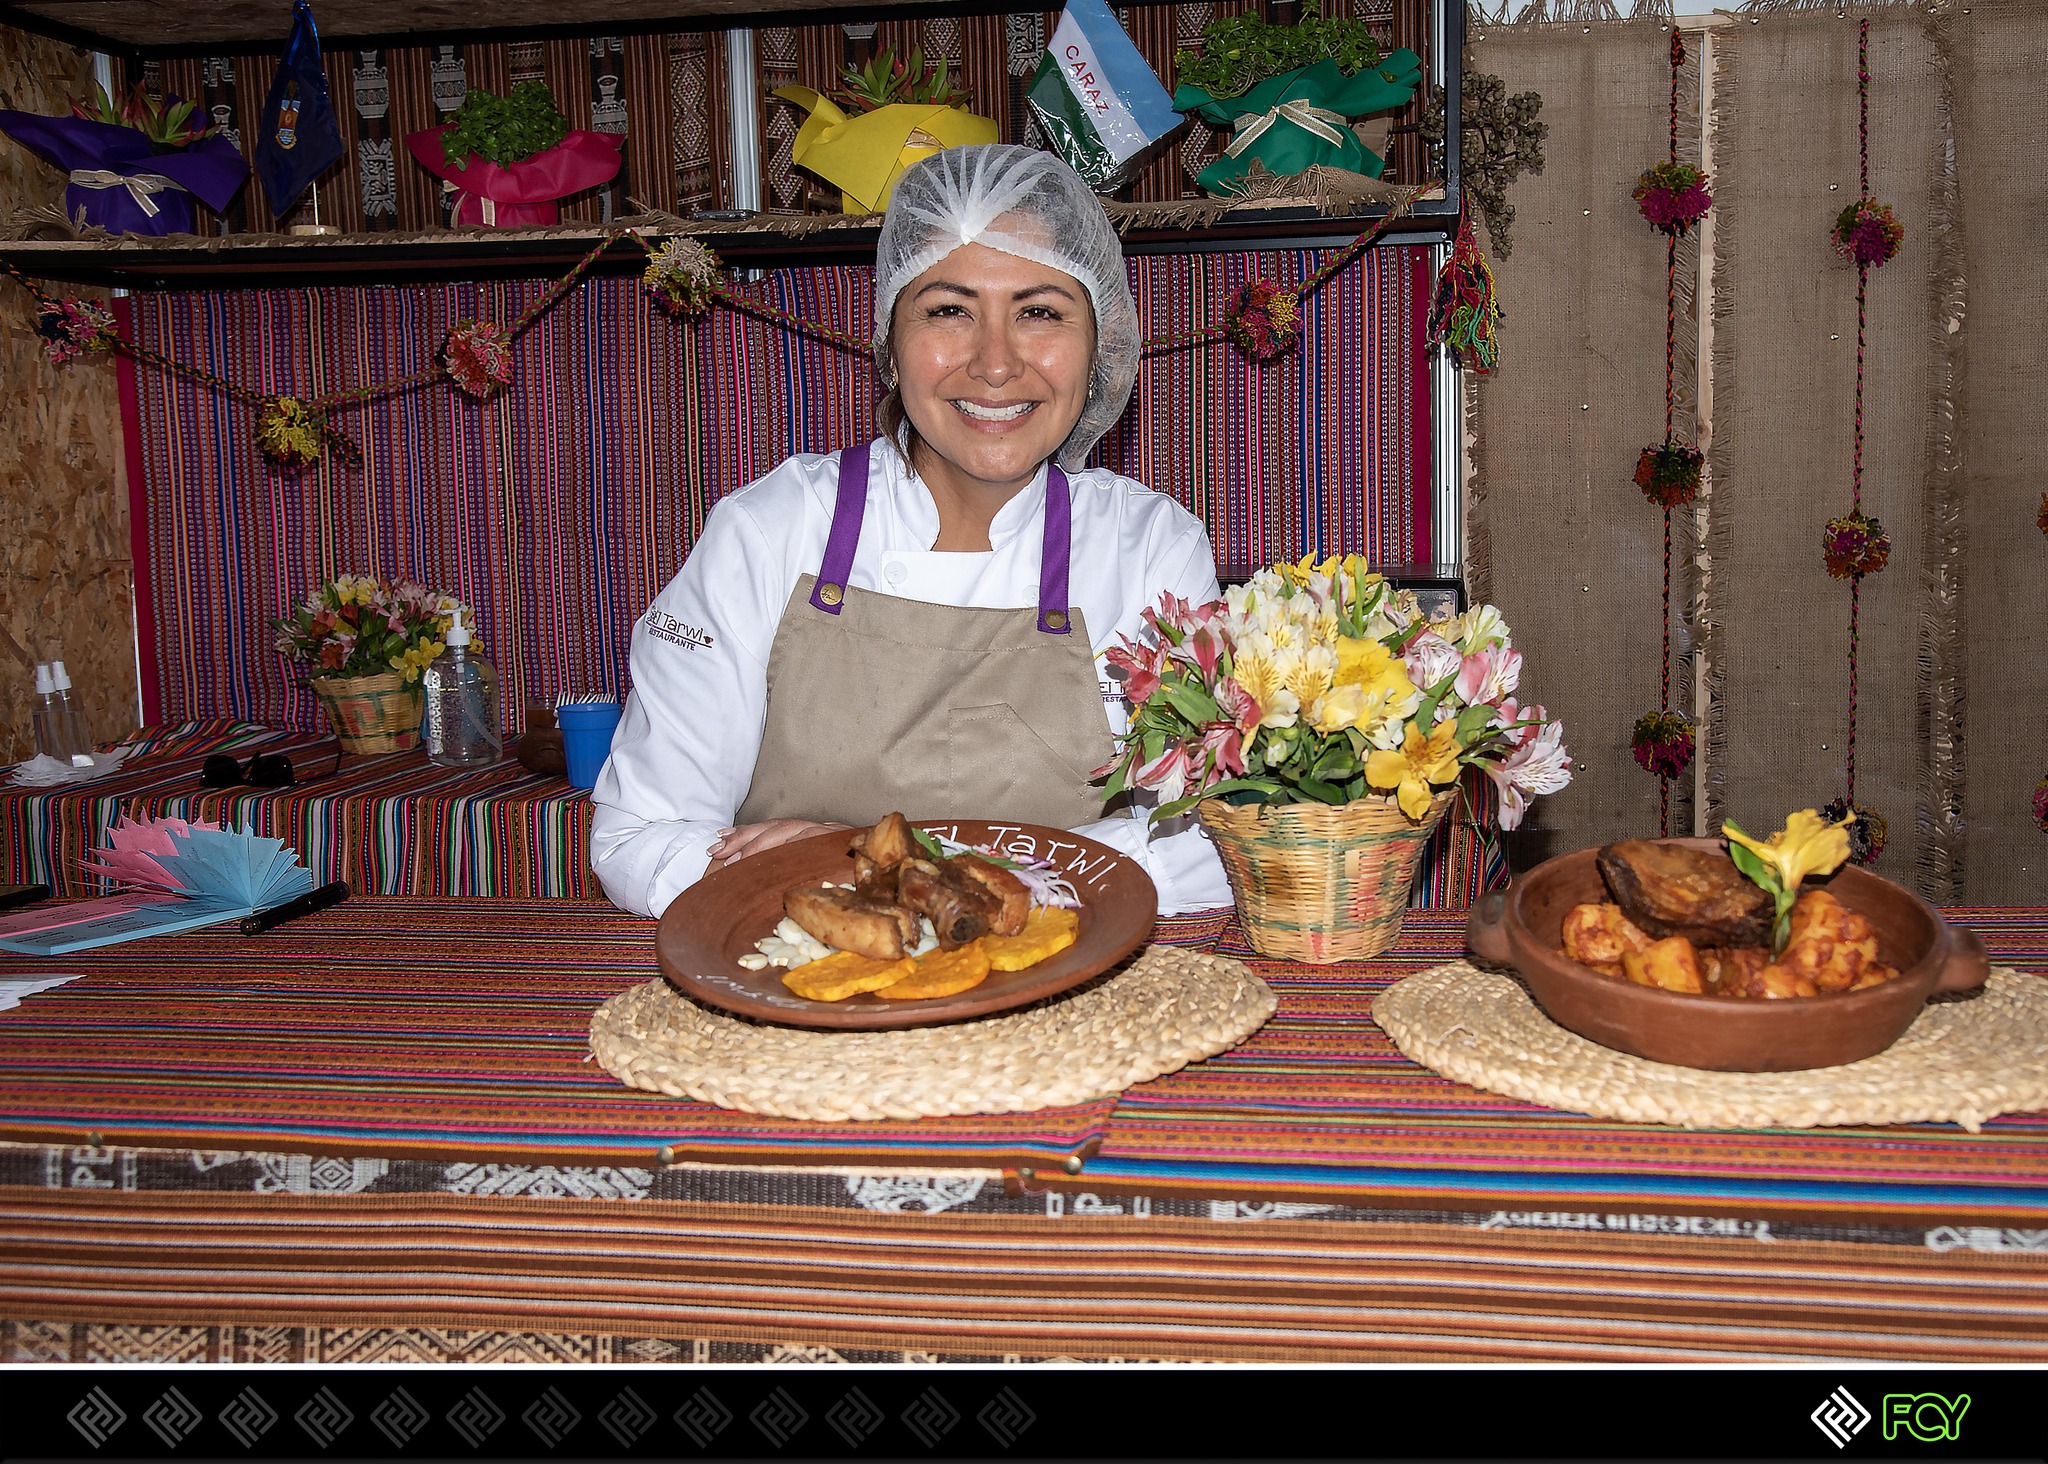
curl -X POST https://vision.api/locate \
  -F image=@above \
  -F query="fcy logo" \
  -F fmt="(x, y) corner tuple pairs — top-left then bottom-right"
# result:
(1812, 1387), (1871, 1449)
(1883, 1393), (1971, 1442)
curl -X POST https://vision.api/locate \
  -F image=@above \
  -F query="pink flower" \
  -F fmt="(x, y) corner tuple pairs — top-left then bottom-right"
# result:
(1106, 636), (1170, 707)
(1133, 744), (1192, 803)
(1403, 631), (1462, 693)
(1484, 719), (1571, 831)
(1187, 625), (1224, 682)
(1197, 722), (1246, 783)
(1455, 646), (1523, 707)
(1216, 677), (1263, 738)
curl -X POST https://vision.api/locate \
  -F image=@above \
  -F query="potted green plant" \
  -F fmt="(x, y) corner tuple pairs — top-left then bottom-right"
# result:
(1171, 6), (1422, 197)
(403, 81), (622, 227)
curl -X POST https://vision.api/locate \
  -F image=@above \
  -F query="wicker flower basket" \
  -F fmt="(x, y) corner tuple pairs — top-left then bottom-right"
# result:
(1196, 789), (1455, 963)
(309, 671), (423, 755)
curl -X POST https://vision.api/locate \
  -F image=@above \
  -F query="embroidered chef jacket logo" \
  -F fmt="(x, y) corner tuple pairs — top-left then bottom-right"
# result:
(643, 609), (714, 650)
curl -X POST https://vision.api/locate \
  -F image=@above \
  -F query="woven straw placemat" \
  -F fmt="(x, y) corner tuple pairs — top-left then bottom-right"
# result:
(590, 945), (1275, 1122)
(1373, 962), (2048, 1132)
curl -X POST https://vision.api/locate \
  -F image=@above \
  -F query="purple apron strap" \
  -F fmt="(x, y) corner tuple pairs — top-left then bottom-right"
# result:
(809, 442), (870, 615)
(812, 444), (1073, 635)
(1038, 464), (1073, 636)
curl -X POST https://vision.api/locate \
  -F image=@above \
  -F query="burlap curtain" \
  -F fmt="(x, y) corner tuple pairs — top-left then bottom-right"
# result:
(1472, 1), (2043, 903)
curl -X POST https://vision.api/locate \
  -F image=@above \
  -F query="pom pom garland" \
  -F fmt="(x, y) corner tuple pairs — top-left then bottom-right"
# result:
(1832, 198), (1904, 269)
(1630, 710), (1694, 780)
(35, 295), (117, 365)
(1223, 279), (1302, 363)
(2037, 491), (2047, 538)
(643, 238), (723, 317)
(2034, 776), (2048, 835)
(1821, 796), (1888, 867)
(1823, 511), (1892, 580)
(256, 397), (328, 471)
(1632, 162), (1712, 238)
(440, 319), (514, 399)
(1634, 440), (1704, 508)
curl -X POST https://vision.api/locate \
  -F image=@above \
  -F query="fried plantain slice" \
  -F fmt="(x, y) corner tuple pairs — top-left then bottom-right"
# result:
(782, 950), (916, 1002)
(875, 942), (993, 1001)
(979, 906), (1080, 972)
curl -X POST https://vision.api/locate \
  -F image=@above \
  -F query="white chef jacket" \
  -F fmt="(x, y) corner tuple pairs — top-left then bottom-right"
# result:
(589, 446), (1234, 918)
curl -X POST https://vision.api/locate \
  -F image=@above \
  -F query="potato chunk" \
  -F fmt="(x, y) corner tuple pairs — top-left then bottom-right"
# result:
(1562, 902), (1654, 977)
(1621, 935), (1706, 994)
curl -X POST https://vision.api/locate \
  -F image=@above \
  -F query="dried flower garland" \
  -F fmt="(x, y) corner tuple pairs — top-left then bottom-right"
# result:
(255, 396), (360, 472)
(440, 319), (514, 399)
(1223, 279), (1303, 363)
(1820, 797), (1888, 868)
(1832, 198), (1904, 269)
(1630, 710), (1694, 780)
(1634, 441), (1704, 508)
(2037, 491), (2047, 538)
(1632, 161), (1712, 238)
(1823, 511), (1891, 580)
(35, 295), (117, 365)
(643, 238), (723, 318)
(2034, 776), (2048, 834)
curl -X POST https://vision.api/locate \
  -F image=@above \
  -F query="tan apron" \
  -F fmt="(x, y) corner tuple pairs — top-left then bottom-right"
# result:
(736, 443), (1114, 830)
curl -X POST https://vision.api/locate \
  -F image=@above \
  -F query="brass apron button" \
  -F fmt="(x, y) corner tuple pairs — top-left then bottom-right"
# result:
(1044, 609), (1068, 631)
(818, 583), (843, 606)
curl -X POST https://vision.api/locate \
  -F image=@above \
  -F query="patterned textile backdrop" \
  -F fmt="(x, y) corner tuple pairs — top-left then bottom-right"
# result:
(126, 249), (1430, 731)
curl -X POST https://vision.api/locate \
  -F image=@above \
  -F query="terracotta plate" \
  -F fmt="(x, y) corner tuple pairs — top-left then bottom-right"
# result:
(657, 820), (1159, 1030)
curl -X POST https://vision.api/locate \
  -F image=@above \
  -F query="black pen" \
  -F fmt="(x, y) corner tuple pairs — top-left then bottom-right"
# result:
(0, 885), (51, 912)
(239, 880), (350, 935)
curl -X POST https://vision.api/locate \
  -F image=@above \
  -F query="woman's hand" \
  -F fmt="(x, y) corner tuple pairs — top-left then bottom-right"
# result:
(709, 820), (850, 867)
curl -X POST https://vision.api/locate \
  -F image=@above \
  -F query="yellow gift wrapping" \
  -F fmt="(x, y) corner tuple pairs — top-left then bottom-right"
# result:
(771, 88), (998, 215)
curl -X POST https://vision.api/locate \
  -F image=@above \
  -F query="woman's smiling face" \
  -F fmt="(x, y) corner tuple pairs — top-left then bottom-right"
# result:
(890, 240), (1097, 496)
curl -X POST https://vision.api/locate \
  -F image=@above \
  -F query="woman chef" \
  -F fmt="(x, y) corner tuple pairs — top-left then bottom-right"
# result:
(591, 145), (1231, 918)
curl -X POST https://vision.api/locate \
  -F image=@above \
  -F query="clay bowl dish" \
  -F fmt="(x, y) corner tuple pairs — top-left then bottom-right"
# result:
(1465, 837), (1988, 1071)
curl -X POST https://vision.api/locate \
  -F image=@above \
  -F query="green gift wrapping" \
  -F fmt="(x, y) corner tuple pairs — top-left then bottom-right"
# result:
(1174, 51), (1422, 197)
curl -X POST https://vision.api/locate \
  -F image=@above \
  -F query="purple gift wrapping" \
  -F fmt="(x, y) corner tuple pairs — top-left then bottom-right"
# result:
(0, 111), (248, 236)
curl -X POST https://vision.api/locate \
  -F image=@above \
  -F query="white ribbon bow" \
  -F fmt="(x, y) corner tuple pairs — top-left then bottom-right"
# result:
(68, 169), (185, 219)
(1224, 100), (1351, 159)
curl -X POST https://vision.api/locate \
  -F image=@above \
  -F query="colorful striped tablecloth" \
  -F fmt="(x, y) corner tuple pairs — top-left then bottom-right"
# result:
(3, 721), (599, 900)
(0, 902), (2044, 1364)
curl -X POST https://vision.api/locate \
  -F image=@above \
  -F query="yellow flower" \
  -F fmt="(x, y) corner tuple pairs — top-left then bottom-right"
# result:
(1333, 635), (1398, 689)
(1232, 638), (1299, 729)
(1366, 721), (1461, 820)
(1723, 809), (1853, 892)
(1282, 645), (1336, 710)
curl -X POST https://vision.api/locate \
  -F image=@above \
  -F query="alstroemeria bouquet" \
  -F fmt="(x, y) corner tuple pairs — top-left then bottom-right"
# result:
(1099, 556), (1571, 827)
(273, 575), (468, 684)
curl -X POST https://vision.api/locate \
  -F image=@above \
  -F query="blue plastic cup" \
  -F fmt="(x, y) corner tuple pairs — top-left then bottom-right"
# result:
(555, 701), (623, 790)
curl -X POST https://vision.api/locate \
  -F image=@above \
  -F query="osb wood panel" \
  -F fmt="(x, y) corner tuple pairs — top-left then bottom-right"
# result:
(1464, 20), (1701, 865)
(0, 26), (136, 765)
(1706, 11), (1941, 891)
(1950, 0), (2047, 902)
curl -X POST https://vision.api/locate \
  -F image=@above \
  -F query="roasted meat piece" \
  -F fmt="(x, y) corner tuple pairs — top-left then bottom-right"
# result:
(896, 858), (997, 948)
(783, 884), (919, 961)
(848, 851), (901, 903)
(854, 812), (919, 869)
(1561, 902), (1653, 977)
(949, 854), (1031, 937)
(1596, 839), (1772, 947)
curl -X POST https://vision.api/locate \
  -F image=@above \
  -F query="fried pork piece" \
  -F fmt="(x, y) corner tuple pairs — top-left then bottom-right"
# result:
(949, 854), (1031, 936)
(1621, 934), (1707, 993)
(896, 857), (997, 948)
(783, 884), (919, 961)
(1761, 888), (1896, 995)
(853, 811), (919, 868)
(1561, 902), (1654, 977)
(1596, 839), (1773, 947)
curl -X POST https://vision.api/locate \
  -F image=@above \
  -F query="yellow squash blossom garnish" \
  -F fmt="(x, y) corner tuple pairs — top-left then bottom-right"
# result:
(1722, 808), (1855, 952)
(1723, 808), (1854, 892)
(1365, 720), (1461, 820)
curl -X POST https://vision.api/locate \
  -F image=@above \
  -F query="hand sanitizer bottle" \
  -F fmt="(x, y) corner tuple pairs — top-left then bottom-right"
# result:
(49, 660), (94, 767)
(30, 663), (69, 762)
(422, 608), (502, 768)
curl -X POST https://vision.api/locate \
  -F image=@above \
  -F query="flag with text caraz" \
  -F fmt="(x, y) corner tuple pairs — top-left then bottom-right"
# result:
(1026, 0), (1183, 191)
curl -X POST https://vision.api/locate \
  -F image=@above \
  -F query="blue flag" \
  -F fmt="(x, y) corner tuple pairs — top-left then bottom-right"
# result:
(255, 0), (345, 216)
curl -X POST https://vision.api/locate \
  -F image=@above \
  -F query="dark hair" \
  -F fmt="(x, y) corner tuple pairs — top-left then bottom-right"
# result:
(874, 319), (925, 470)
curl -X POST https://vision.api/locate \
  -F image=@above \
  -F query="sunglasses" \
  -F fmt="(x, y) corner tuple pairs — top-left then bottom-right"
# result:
(198, 745), (343, 790)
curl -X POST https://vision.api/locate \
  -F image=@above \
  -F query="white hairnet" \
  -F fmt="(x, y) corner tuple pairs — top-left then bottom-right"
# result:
(873, 144), (1137, 469)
